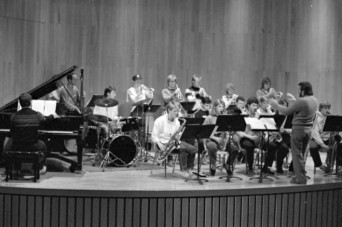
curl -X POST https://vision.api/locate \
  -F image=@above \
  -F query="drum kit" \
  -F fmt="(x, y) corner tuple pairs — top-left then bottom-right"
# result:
(88, 98), (144, 170)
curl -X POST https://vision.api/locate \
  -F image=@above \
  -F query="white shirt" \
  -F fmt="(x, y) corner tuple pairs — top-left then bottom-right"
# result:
(151, 114), (180, 144)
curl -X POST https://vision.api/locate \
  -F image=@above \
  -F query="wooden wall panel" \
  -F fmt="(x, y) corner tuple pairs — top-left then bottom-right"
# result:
(1, 188), (342, 227)
(0, 0), (342, 113)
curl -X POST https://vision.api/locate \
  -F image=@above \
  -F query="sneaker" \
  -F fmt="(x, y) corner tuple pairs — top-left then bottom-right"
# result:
(319, 164), (329, 173)
(39, 166), (47, 175)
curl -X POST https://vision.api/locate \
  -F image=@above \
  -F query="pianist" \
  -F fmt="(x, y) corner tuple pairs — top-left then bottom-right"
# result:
(6, 93), (57, 173)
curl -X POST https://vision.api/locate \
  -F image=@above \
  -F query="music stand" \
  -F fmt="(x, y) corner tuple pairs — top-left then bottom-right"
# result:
(183, 117), (205, 125)
(180, 124), (216, 185)
(86, 94), (103, 107)
(249, 116), (279, 183)
(323, 115), (342, 177)
(180, 102), (196, 115)
(216, 115), (246, 182)
(143, 104), (161, 161)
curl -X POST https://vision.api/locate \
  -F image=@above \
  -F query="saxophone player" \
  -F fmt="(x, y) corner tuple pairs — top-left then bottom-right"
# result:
(151, 101), (197, 178)
(203, 99), (239, 176)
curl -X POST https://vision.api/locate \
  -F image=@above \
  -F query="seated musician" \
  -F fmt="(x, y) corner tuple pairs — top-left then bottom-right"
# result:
(203, 99), (239, 176)
(93, 86), (119, 137)
(151, 101), (197, 178)
(308, 101), (333, 173)
(235, 97), (277, 176)
(58, 73), (82, 114)
(193, 94), (211, 118)
(127, 74), (154, 113)
(273, 99), (291, 174)
(231, 96), (248, 115)
(257, 97), (274, 115)
(6, 93), (58, 174)
(222, 83), (239, 111)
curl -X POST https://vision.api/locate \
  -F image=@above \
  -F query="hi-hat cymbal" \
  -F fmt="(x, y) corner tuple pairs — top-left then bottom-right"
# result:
(94, 98), (118, 107)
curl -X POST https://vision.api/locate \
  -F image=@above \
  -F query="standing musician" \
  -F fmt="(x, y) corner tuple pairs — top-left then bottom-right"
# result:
(203, 99), (239, 176)
(126, 74), (154, 111)
(235, 97), (277, 176)
(151, 101), (197, 178)
(185, 74), (210, 111)
(222, 83), (239, 110)
(58, 73), (83, 114)
(308, 101), (333, 173)
(270, 82), (319, 184)
(161, 74), (184, 105)
(256, 77), (282, 102)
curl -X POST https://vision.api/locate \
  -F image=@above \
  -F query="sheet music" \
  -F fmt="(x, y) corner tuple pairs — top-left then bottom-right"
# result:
(244, 117), (277, 130)
(18, 100), (57, 116)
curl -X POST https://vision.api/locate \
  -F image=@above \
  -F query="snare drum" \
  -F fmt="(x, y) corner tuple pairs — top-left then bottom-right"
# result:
(105, 135), (137, 167)
(120, 117), (141, 132)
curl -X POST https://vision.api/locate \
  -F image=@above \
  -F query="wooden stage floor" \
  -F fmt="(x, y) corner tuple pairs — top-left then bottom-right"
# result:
(0, 152), (342, 191)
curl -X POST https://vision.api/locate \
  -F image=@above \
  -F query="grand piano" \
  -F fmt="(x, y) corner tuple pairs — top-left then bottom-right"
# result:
(0, 65), (84, 170)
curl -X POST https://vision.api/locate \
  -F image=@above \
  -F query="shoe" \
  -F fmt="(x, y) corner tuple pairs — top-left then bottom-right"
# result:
(39, 166), (47, 175)
(290, 177), (307, 184)
(287, 171), (294, 178)
(247, 170), (255, 176)
(262, 167), (275, 175)
(319, 164), (328, 173)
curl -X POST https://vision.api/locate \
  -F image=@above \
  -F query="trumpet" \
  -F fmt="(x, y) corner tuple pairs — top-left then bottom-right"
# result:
(141, 84), (154, 93)
(173, 85), (184, 102)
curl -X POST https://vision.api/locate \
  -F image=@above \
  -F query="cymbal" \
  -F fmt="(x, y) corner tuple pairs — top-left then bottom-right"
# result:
(94, 98), (118, 107)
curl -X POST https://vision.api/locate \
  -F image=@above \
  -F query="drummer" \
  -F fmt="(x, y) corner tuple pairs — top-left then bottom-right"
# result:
(93, 86), (119, 137)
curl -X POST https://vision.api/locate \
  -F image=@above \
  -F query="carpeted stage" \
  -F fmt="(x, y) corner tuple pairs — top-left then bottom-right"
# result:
(0, 152), (342, 227)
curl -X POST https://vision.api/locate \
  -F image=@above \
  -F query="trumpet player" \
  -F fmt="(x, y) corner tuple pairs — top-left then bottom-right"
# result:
(222, 83), (239, 111)
(127, 74), (154, 108)
(161, 74), (184, 105)
(256, 77), (282, 101)
(185, 74), (211, 111)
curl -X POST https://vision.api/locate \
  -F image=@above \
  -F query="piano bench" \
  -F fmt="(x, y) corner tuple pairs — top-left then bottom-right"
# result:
(2, 151), (41, 182)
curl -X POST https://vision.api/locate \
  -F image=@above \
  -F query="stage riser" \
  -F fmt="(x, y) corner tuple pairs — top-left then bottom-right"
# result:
(1, 189), (341, 227)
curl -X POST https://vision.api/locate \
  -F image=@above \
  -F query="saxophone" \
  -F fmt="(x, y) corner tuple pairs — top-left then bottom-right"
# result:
(157, 119), (187, 162)
(219, 132), (230, 150)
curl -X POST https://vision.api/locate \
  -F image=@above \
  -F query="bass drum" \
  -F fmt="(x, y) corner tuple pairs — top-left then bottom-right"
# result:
(107, 135), (137, 167)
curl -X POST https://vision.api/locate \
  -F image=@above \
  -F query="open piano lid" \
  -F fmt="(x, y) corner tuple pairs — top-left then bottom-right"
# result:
(0, 65), (79, 113)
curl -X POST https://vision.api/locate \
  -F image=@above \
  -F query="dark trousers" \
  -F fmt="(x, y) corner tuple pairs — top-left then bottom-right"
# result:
(179, 141), (197, 171)
(309, 139), (330, 167)
(240, 137), (276, 170)
(206, 140), (239, 170)
(275, 133), (291, 171)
